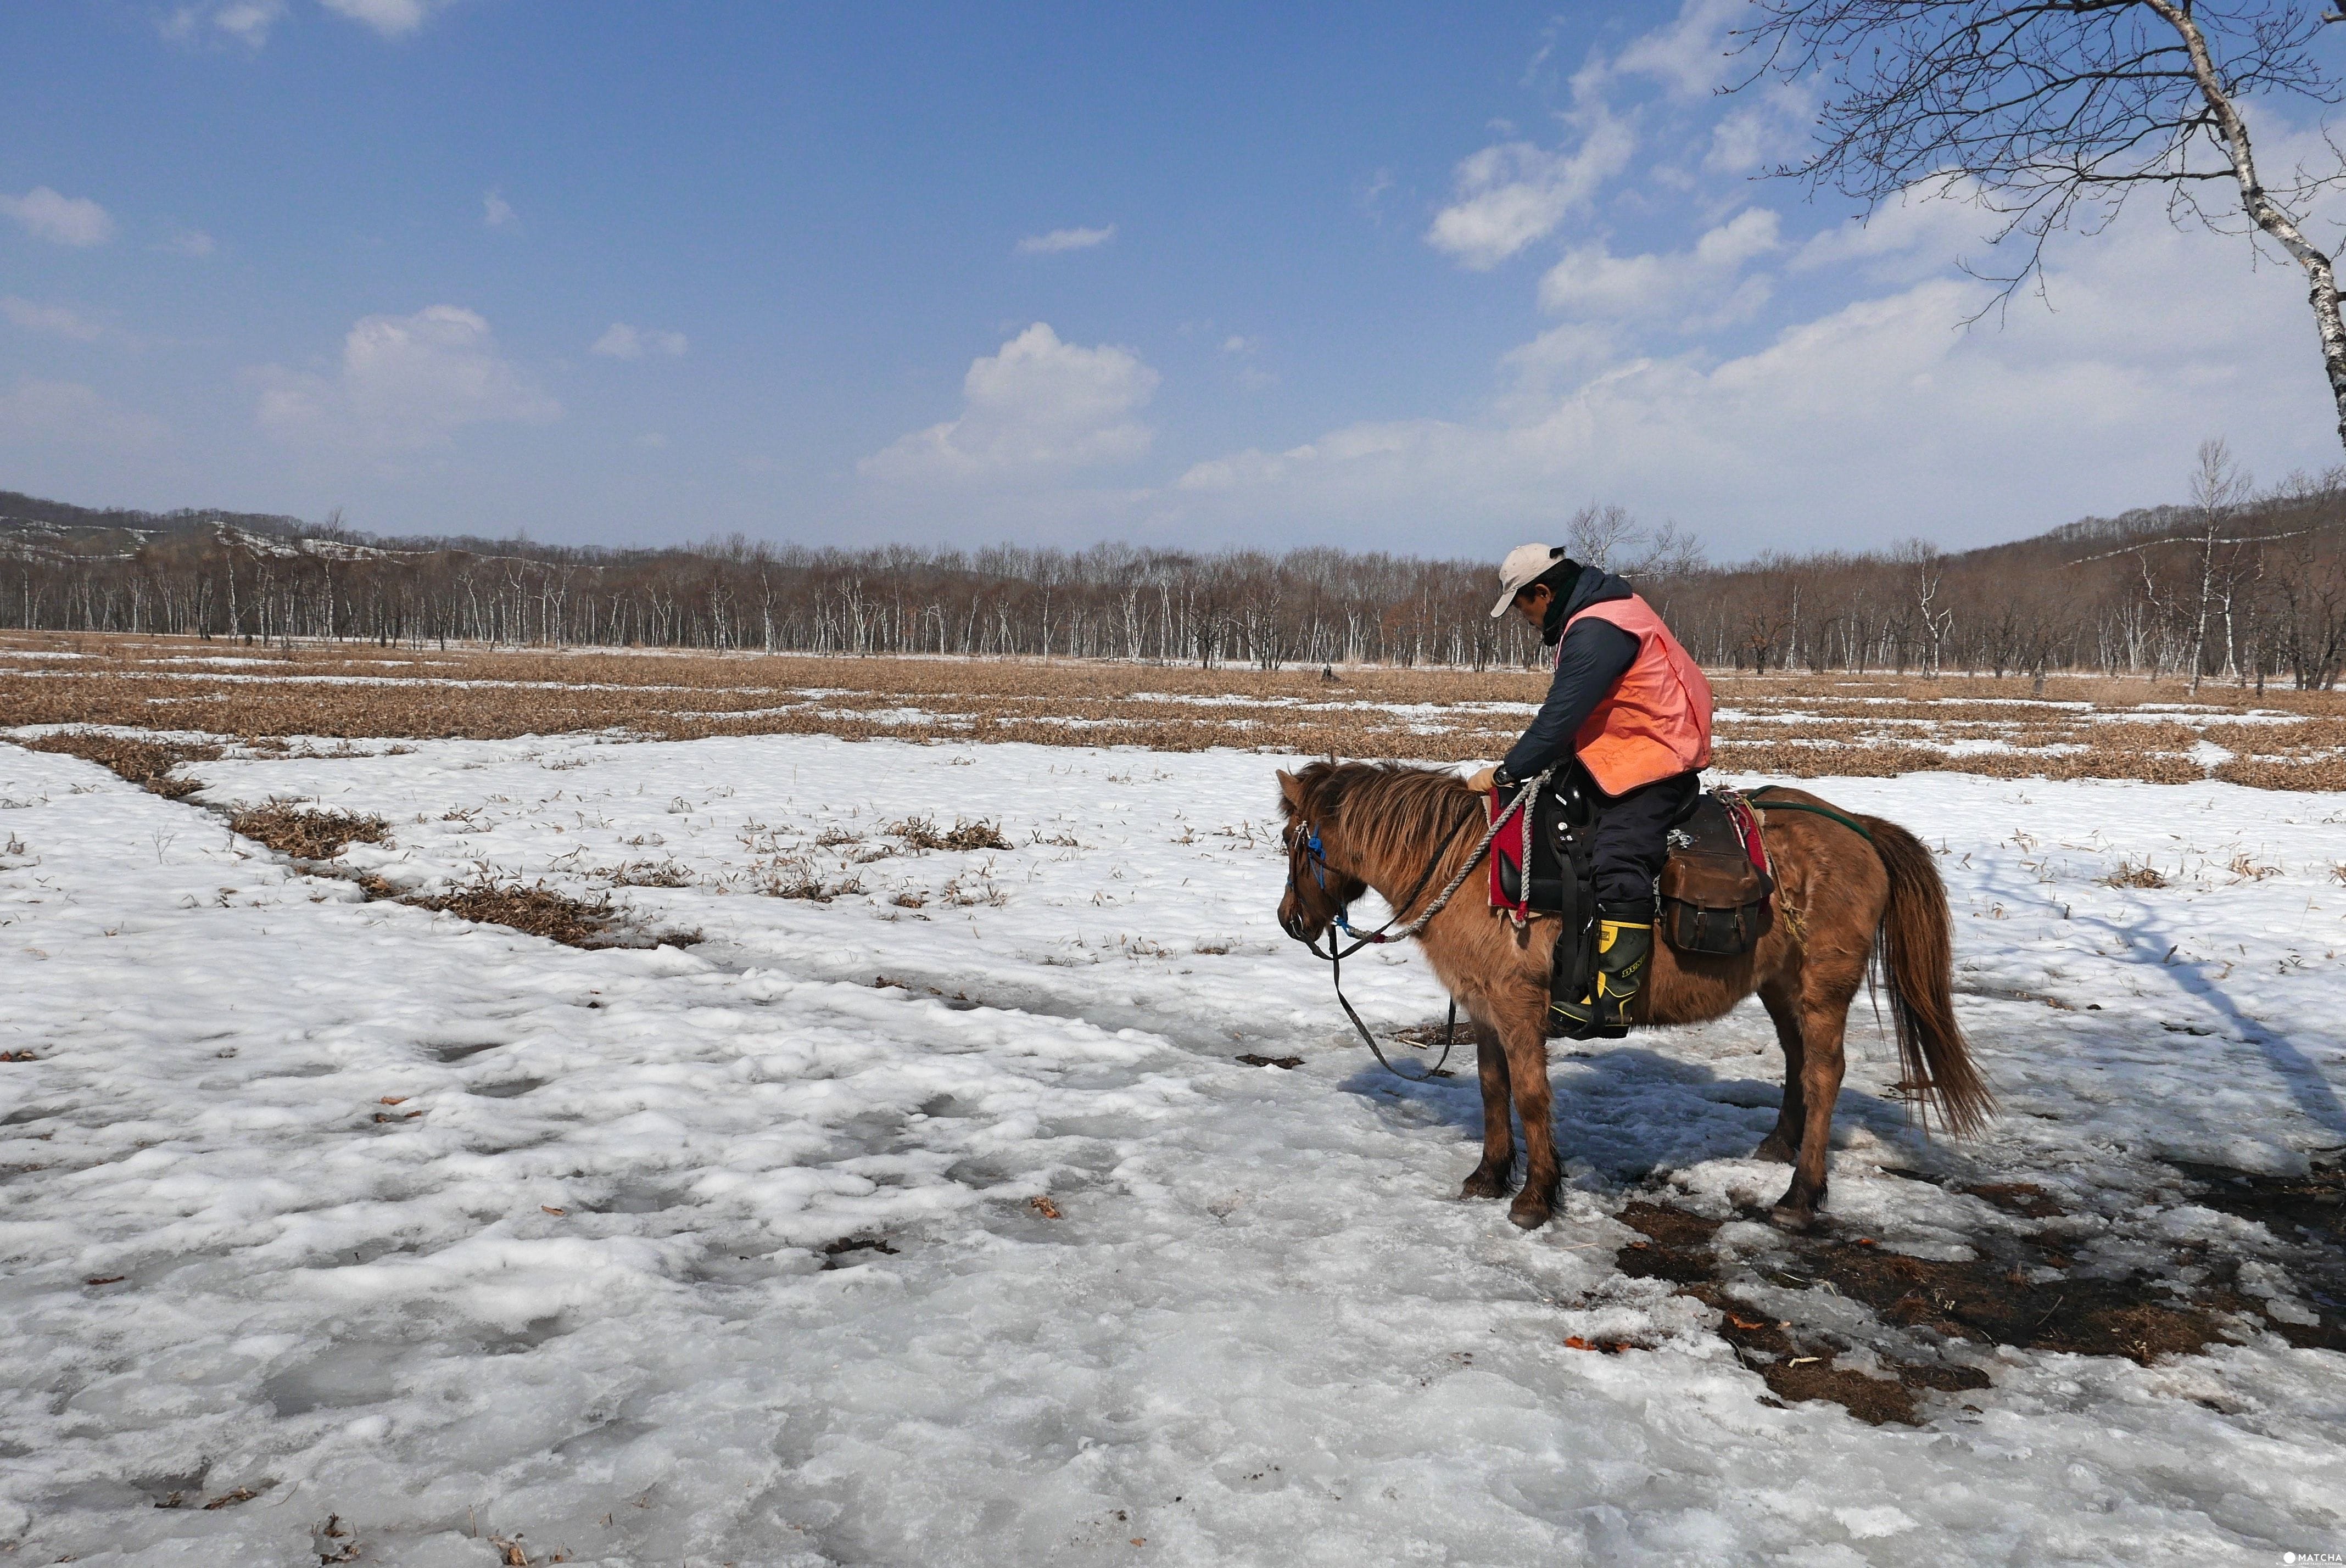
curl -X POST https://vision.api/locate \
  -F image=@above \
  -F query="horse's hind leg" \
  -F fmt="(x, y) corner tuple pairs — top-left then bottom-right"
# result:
(1754, 982), (1807, 1166)
(1459, 1018), (1515, 1200)
(1775, 993), (1853, 1222)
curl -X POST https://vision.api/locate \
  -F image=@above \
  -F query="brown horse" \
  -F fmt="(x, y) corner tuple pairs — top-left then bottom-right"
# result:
(1275, 761), (1989, 1229)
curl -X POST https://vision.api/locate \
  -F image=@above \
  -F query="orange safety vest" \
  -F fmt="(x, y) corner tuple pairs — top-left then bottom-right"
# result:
(1561, 594), (1712, 795)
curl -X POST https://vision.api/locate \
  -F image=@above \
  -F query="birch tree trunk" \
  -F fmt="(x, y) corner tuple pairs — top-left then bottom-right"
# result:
(2144, 0), (2346, 452)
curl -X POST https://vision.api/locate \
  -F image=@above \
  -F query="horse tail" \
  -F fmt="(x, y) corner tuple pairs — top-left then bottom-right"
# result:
(1859, 814), (1993, 1138)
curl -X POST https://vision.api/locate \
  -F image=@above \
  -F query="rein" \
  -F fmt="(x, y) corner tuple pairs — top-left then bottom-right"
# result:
(1748, 786), (1875, 843)
(1284, 767), (1554, 1082)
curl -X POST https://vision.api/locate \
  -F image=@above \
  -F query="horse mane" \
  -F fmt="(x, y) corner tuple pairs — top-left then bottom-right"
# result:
(1292, 760), (1482, 866)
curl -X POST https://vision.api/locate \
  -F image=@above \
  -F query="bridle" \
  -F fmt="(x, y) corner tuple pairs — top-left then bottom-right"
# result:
(1280, 767), (1555, 1080)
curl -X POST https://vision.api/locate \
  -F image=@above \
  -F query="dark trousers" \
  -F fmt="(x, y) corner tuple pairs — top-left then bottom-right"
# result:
(1585, 766), (1700, 910)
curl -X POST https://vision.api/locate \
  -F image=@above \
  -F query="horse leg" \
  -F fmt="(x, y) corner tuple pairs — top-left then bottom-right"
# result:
(1503, 1018), (1559, 1230)
(1774, 996), (1851, 1223)
(1753, 982), (1807, 1166)
(1459, 1019), (1516, 1200)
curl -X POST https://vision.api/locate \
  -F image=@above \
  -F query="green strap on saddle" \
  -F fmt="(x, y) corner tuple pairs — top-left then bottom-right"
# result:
(1746, 786), (1874, 843)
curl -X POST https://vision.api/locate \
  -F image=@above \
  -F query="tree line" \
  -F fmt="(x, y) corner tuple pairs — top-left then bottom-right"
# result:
(7, 466), (2346, 687)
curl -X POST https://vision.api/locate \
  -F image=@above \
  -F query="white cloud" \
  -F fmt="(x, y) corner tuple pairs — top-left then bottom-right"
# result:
(1016, 224), (1116, 255)
(1701, 82), (1816, 176)
(1170, 204), (2331, 552)
(162, 1), (286, 46)
(1538, 208), (1781, 324)
(0, 187), (115, 248)
(2, 298), (108, 342)
(861, 323), (1158, 483)
(256, 304), (559, 452)
(0, 380), (167, 450)
(318, 0), (449, 37)
(1425, 3), (1795, 276)
(1425, 119), (1634, 269)
(482, 189), (517, 229)
(163, 0), (448, 46)
(1610, 0), (1742, 99)
(1791, 188), (1997, 283)
(1496, 321), (1627, 399)
(1223, 334), (1275, 384)
(214, 0), (287, 44)
(590, 323), (688, 360)
(161, 227), (216, 257)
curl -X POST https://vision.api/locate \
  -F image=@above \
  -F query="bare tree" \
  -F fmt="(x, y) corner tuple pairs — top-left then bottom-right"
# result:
(1565, 502), (1642, 569)
(1740, 1), (2346, 447)
(2187, 435), (2256, 689)
(1897, 539), (1956, 676)
(1564, 502), (1709, 577)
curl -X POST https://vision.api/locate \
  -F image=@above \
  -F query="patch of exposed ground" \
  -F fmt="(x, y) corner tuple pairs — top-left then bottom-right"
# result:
(820, 1236), (898, 1269)
(1609, 1159), (2346, 1427)
(7, 635), (2345, 787)
(20, 730), (220, 798)
(227, 801), (389, 860)
(2165, 1160), (2346, 1326)
(889, 814), (1013, 852)
(388, 878), (696, 951)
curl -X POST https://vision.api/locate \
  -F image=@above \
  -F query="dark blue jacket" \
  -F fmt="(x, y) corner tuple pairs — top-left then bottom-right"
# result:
(1495, 565), (1640, 788)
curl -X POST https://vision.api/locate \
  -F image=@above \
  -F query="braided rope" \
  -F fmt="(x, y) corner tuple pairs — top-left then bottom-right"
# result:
(1370, 764), (1554, 942)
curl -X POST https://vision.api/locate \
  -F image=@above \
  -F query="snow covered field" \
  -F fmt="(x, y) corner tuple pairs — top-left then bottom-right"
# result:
(3, 731), (2344, 1565)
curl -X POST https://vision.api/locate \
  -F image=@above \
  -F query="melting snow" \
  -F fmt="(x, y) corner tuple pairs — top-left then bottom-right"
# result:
(1, 735), (2342, 1564)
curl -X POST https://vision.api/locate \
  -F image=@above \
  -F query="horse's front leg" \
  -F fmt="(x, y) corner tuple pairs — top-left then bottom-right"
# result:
(1502, 1013), (1559, 1230)
(1459, 1017), (1515, 1200)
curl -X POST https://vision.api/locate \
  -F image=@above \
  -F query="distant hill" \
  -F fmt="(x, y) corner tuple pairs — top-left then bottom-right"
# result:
(0, 490), (309, 548)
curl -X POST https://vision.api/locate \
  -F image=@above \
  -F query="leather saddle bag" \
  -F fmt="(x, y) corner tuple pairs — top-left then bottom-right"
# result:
(1658, 793), (1774, 956)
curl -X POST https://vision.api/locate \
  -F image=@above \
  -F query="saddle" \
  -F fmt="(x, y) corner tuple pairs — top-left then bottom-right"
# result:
(1488, 778), (1774, 972)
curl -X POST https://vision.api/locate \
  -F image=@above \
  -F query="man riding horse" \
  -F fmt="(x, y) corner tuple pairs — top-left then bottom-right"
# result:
(1278, 552), (1982, 1223)
(1466, 544), (1713, 1036)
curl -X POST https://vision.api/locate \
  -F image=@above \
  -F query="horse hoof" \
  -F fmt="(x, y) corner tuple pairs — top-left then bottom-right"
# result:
(1459, 1173), (1513, 1201)
(1769, 1180), (1825, 1229)
(1507, 1201), (1551, 1231)
(1752, 1134), (1797, 1166)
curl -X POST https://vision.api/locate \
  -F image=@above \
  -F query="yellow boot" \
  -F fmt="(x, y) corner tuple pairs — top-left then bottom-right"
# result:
(1553, 906), (1651, 1039)
(1590, 911), (1652, 1029)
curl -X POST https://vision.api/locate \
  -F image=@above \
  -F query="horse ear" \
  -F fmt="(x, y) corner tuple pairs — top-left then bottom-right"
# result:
(1276, 769), (1303, 807)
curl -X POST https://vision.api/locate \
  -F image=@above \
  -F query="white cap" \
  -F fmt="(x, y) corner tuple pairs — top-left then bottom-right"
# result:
(1489, 542), (1566, 618)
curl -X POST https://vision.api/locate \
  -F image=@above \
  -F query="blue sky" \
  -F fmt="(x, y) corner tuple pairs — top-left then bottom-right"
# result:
(3, 1), (2341, 558)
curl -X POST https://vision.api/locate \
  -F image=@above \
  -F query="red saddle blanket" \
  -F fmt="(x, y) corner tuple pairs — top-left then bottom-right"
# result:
(1485, 782), (1770, 921)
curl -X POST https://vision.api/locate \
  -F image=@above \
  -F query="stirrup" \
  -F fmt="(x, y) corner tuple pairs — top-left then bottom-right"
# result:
(1547, 994), (1626, 1042)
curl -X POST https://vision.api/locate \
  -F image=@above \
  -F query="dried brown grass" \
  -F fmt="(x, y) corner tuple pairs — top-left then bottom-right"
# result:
(607, 859), (695, 887)
(889, 814), (1013, 851)
(2215, 756), (2346, 791)
(20, 730), (221, 797)
(228, 801), (390, 860)
(756, 858), (864, 901)
(9, 633), (2346, 789)
(403, 880), (623, 947)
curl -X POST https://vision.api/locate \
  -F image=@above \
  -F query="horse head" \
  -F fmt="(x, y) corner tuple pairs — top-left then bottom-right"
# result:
(1275, 763), (1365, 943)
